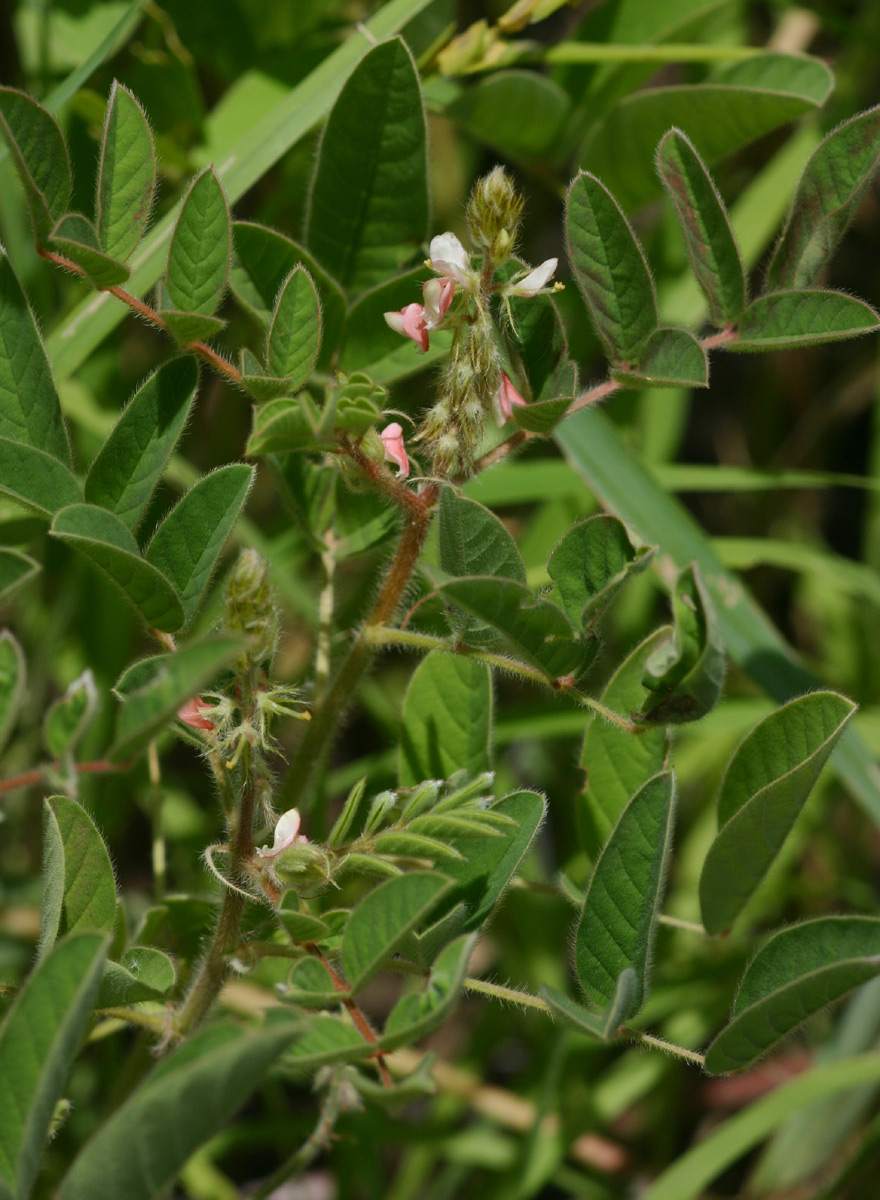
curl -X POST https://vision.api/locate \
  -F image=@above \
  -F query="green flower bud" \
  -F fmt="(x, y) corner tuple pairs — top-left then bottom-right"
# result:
(466, 166), (524, 263)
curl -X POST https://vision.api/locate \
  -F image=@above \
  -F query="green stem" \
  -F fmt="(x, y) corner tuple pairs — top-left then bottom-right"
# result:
(250, 1070), (345, 1200)
(364, 626), (550, 687)
(279, 487), (438, 812)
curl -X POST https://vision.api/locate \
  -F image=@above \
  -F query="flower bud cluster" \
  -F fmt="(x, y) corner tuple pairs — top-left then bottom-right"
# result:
(225, 549), (279, 669)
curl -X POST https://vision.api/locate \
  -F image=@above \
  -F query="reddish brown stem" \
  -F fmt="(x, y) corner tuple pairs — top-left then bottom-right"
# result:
(309, 945), (392, 1086)
(0, 758), (133, 794)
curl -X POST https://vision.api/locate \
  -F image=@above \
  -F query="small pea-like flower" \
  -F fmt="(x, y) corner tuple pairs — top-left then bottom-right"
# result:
(428, 232), (479, 291)
(383, 302), (429, 352)
(422, 276), (455, 329)
(256, 807), (309, 859)
(492, 371), (527, 426)
(380, 422), (410, 478)
(178, 696), (216, 732)
(501, 257), (558, 298)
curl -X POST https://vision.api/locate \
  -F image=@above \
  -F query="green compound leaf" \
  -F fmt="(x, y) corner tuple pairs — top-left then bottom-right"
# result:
(565, 171), (657, 367)
(0, 933), (108, 1200)
(57, 1022), (300, 1200)
(699, 691), (856, 935)
(164, 166), (231, 315)
(541, 970), (637, 1044)
(768, 105), (880, 290)
(637, 563), (725, 724)
(611, 326), (709, 389)
(38, 795), (117, 962)
(96, 81), (156, 262)
(0, 436), (81, 516)
(49, 213), (129, 287)
(109, 635), (242, 762)
(439, 577), (590, 681)
(580, 53), (833, 211)
(0, 630), (26, 759)
(575, 771), (677, 1021)
(306, 37), (429, 293)
(656, 127), (747, 326)
(731, 289), (880, 351)
(0, 86), (71, 238)
(266, 266), (321, 388)
(579, 628), (671, 856)
(705, 917), (880, 1075)
(380, 933), (475, 1050)
(399, 652), (493, 788)
(230, 221), (345, 361)
(97, 947), (177, 1008)
(144, 464), (254, 628)
(85, 357), (198, 533)
(547, 514), (651, 631)
(43, 670), (97, 758)
(341, 871), (453, 993)
(0, 246), (71, 467)
(0, 548), (39, 604)
(50, 504), (185, 633)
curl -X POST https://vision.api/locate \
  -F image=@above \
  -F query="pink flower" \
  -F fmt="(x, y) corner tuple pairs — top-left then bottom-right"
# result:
(503, 257), (558, 297)
(422, 276), (455, 329)
(492, 372), (527, 426)
(257, 808), (309, 859)
(383, 302), (428, 352)
(380, 422), (410, 478)
(178, 696), (215, 732)
(428, 232), (476, 290)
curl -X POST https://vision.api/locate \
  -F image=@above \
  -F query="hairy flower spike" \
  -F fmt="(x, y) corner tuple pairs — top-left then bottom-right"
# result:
(466, 166), (524, 264)
(224, 549), (280, 668)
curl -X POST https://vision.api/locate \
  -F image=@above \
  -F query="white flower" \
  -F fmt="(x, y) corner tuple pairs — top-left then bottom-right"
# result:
(504, 257), (557, 297)
(257, 808), (308, 859)
(428, 232), (478, 290)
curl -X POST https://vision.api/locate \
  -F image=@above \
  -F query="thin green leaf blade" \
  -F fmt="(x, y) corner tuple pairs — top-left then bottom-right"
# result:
(164, 166), (230, 315)
(97, 947), (177, 1007)
(656, 127), (747, 325)
(768, 105), (880, 289)
(84, 357), (198, 532)
(575, 771), (677, 1020)
(0, 436), (81, 516)
(341, 871), (453, 992)
(43, 671), (97, 758)
(579, 627), (670, 855)
(399, 651), (493, 787)
(0, 86), (71, 236)
(49, 213), (129, 287)
(0, 246), (71, 466)
(380, 933), (474, 1049)
(266, 266), (321, 388)
(50, 504), (185, 632)
(306, 37), (429, 293)
(0, 549), (39, 604)
(565, 171), (657, 366)
(38, 796), (117, 961)
(547, 514), (648, 630)
(705, 917), (880, 1075)
(0, 630), (25, 758)
(732, 289), (880, 351)
(611, 327), (708, 389)
(700, 691), (856, 934)
(144, 464), (254, 627)
(438, 488), (526, 583)
(96, 81), (156, 262)
(110, 634), (242, 761)
(541, 970), (637, 1043)
(57, 1022), (300, 1200)
(0, 933), (108, 1200)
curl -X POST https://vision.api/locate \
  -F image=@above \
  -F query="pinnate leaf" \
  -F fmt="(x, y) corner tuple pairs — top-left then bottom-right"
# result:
(547, 514), (650, 631)
(49, 213), (129, 287)
(0, 630), (25, 758)
(542, 970), (637, 1043)
(159, 309), (226, 345)
(731, 289), (880, 351)
(380, 934), (474, 1049)
(144, 464), (254, 628)
(611, 326), (708, 389)
(109, 635), (242, 761)
(266, 266), (321, 388)
(165, 166), (230, 315)
(575, 771), (677, 1020)
(57, 1022), (300, 1200)
(399, 651), (493, 787)
(306, 38), (429, 293)
(85, 357), (198, 531)
(656, 127), (747, 326)
(699, 691), (856, 935)
(96, 81), (156, 262)
(768, 105), (880, 290)
(637, 564), (725, 724)
(0, 246), (71, 466)
(280, 1015), (371, 1072)
(284, 958), (344, 1007)
(0, 436), (80, 516)
(50, 504), (184, 632)
(0, 933), (108, 1200)
(0, 86), (71, 237)
(38, 795), (117, 962)
(565, 170), (657, 366)
(705, 917), (880, 1074)
(341, 871), (453, 992)
(97, 947), (177, 1007)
